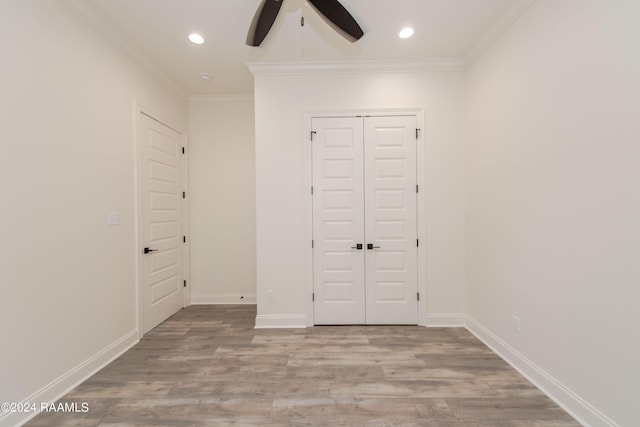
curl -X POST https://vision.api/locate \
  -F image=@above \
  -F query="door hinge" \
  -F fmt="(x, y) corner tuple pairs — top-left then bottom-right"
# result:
(183, 280), (187, 288)
(312, 293), (315, 302)
(183, 236), (186, 243)
(311, 240), (314, 248)
(311, 185), (314, 195)
(416, 184), (419, 194)
(415, 128), (421, 139)
(182, 147), (185, 154)
(417, 292), (420, 301)
(417, 239), (419, 247)
(182, 191), (186, 199)
(310, 130), (317, 141)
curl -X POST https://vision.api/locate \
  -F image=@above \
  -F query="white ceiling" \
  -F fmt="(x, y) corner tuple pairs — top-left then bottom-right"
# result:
(76, 0), (531, 96)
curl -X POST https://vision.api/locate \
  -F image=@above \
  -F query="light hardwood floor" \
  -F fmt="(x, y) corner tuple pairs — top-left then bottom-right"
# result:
(26, 305), (581, 426)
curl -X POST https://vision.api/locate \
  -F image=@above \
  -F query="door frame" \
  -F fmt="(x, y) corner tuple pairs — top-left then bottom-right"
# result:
(304, 108), (427, 327)
(134, 103), (190, 338)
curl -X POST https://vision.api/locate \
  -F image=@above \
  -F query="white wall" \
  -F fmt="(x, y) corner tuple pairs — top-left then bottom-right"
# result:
(251, 66), (466, 327)
(188, 97), (256, 304)
(0, 2), (187, 426)
(465, 1), (640, 426)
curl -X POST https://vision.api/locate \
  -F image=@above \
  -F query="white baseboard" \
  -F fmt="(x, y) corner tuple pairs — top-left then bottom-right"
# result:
(426, 313), (466, 327)
(191, 293), (257, 305)
(465, 316), (618, 427)
(0, 329), (138, 427)
(254, 313), (465, 329)
(254, 314), (307, 329)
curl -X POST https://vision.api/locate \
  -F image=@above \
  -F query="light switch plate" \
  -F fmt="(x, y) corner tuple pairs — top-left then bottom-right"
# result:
(107, 212), (121, 226)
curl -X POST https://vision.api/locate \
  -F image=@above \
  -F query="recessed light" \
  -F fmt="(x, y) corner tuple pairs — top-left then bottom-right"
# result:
(399, 27), (414, 39)
(199, 73), (212, 81)
(189, 33), (204, 44)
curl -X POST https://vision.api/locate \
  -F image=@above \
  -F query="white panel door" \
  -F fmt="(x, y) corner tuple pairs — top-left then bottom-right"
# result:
(312, 117), (365, 324)
(139, 113), (185, 334)
(312, 115), (418, 325)
(364, 116), (418, 324)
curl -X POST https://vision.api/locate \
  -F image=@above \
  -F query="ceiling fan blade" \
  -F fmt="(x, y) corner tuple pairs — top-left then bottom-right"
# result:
(246, 0), (284, 46)
(307, 0), (364, 42)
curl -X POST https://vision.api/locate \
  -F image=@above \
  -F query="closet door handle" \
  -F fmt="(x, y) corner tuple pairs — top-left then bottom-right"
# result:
(351, 243), (363, 250)
(367, 244), (380, 250)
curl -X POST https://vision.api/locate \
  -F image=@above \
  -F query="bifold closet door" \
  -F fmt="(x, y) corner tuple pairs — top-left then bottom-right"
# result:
(312, 115), (418, 325)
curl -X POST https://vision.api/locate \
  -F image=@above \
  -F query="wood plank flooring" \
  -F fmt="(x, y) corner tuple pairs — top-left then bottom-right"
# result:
(25, 305), (581, 426)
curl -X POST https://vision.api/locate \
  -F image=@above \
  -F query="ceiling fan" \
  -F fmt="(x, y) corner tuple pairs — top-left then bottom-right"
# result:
(246, 0), (364, 47)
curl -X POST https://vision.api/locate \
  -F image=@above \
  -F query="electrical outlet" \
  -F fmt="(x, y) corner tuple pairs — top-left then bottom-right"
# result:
(266, 290), (273, 302)
(513, 315), (521, 334)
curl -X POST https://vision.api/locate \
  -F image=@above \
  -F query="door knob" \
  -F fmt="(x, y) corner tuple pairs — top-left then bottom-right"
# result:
(367, 243), (381, 250)
(350, 243), (363, 250)
(143, 247), (158, 254)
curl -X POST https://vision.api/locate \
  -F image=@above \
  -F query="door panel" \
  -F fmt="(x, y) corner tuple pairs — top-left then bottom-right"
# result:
(312, 117), (365, 325)
(364, 116), (418, 324)
(140, 114), (184, 334)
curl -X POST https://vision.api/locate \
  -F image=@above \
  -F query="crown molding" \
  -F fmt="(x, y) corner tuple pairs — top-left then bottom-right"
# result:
(247, 58), (465, 77)
(57, 0), (186, 99)
(465, 0), (538, 67)
(189, 95), (255, 106)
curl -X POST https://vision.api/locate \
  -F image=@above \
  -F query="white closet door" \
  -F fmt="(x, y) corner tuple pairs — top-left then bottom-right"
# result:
(312, 117), (366, 324)
(364, 116), (418, 324)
